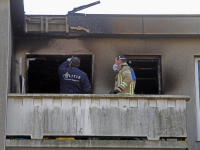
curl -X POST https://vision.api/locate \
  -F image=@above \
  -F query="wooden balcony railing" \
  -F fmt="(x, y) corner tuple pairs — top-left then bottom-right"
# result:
(7, 94), (189, 140)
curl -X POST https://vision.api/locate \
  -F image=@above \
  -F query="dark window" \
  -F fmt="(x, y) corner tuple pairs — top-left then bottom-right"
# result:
(26, 54), (93, 93)
(126, 56), (162, 94)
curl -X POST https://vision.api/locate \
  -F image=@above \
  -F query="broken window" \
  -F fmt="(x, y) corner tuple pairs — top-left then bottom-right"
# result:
(26, 54), (93, 93)
(126, 56), (162, 94)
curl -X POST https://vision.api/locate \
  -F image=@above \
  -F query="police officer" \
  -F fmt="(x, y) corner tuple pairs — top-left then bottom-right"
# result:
(109, 55), (136, 94)
(58, 57), (92, 94)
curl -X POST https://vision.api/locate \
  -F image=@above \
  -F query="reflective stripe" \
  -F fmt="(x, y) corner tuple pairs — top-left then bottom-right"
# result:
(120, 84), (126, 88)
(131, 82), (133, 94)
(118, 74), (122, 86)
(121, 82), (128, 88)
(118, 75), (120, 86)
(130, 81), (133, 94)
(117, 71), (134, 95)
(122, 70), (131, 76)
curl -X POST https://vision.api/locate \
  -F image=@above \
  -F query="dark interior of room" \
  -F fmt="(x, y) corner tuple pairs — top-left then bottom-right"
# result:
(127, 59), (161, 94)
(26, 55), (92, 93)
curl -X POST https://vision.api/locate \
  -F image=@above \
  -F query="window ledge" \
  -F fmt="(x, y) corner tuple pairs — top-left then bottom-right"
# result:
(7, 93), (190, 101)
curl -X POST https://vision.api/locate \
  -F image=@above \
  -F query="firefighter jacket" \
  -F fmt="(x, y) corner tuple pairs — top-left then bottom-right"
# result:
(115, 62), (135, 94)
(58, 60), (92, 94)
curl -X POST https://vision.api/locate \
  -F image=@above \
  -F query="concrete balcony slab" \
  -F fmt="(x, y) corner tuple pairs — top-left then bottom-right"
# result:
(6, 139), (188, 150)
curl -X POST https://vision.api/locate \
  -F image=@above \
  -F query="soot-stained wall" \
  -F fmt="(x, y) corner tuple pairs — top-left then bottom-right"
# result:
(11, 37), (200, 149)
(12, 38), (197, 95)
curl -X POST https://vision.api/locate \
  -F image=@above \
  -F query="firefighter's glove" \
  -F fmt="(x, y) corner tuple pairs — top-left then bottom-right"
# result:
(109, 89), (119, 94)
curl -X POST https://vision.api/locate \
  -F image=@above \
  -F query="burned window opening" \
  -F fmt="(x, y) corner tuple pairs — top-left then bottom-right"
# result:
(126, 56), (162, 94)
(26, 54), (93, 93)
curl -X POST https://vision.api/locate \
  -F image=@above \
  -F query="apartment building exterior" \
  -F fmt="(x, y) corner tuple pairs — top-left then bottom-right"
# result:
(2, 0), (200, 150)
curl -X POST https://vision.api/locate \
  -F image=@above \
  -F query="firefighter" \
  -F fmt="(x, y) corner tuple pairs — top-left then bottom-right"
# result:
(58, 57), (92, 94)
(109, 55), (136, 94)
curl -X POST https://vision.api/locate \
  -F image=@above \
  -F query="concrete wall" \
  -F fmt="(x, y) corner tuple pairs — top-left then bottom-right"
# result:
(0, 0), (12, 150)
(12, 38), (198, 95)
(11, 37), (200, 150)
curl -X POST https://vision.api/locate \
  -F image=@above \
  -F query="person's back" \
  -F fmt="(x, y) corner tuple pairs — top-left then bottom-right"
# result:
(58, 57), (92, 94)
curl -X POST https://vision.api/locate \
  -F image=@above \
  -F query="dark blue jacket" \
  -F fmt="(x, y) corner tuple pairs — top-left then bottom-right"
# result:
(58, 60), (92, 94)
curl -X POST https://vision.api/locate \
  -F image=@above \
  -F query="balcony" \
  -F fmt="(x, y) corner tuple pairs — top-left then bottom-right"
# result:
(6, 94), (189, 150)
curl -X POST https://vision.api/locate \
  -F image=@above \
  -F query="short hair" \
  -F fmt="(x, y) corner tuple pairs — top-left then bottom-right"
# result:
(71, 57), (80, 67)
(116, 55), (127, 63)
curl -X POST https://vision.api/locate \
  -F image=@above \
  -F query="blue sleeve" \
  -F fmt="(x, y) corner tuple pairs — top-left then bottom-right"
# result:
(129, 66), (136, 81)
(82, 74), (92, 94)
(132, 69), (136, 81)
(58, 60), (70, 71)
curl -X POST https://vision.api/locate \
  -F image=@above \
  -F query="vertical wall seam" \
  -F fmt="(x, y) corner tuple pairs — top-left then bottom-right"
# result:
(5, 0), (11, 149)
(142, 17), (144, 38)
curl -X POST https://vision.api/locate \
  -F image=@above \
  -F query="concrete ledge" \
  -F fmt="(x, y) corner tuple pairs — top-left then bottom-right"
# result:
(24, 15), (200, 39)
(7, 94), (190, 101)
(6, 140), (188, 149)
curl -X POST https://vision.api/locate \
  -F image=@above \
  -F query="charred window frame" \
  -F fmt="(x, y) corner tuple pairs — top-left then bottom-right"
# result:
(125, 55), (162, 94)
(26, 54), (93, 93)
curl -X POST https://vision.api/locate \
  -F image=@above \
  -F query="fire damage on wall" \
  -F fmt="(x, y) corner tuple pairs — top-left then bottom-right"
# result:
(14, 1), (200, 95)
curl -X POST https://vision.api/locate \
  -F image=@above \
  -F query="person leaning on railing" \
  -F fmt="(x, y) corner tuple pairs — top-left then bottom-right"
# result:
(109, 55), (136, 95)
